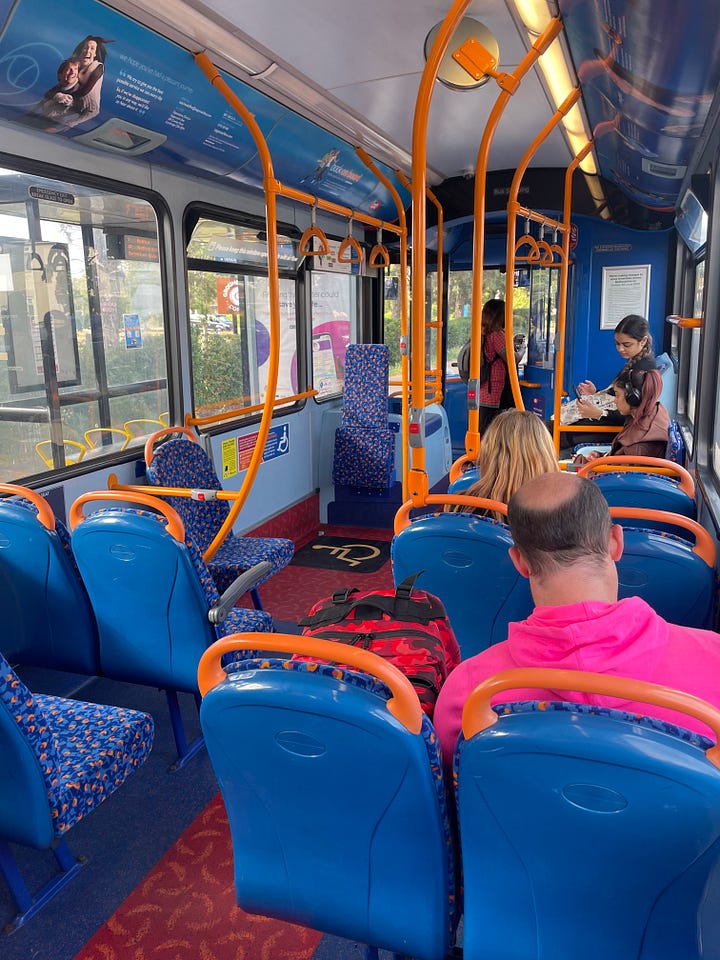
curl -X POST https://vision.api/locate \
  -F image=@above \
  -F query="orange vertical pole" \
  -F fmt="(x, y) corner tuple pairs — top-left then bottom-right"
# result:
(194, 51), (281, 561)
(505, 87), (581, 424)
(464, 17), (563, 464)
(552, 141), (594, 451)
(427, 185), (444, 404)
(411, 0), (472, 504)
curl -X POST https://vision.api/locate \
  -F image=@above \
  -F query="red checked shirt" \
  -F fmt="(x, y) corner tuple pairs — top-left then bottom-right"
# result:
(478, 329), (506, 408)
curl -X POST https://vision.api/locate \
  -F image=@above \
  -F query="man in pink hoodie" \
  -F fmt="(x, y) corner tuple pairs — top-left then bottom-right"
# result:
(434, 471), (720, 767)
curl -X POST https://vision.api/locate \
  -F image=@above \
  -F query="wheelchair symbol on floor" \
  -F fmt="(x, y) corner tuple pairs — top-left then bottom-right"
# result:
(312, 543), (381, 567)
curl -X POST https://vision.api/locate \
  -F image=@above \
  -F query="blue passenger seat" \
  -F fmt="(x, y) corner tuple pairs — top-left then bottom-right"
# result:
(456, 668), (720, 960)
(577, 455), (696, 529)
(610, 506), (716, 629)
(143, 426), (294, 605)
(198, 634), (457, 960)
(391, 507), (533, 658)
(0, 483), (99, 675)
(0, 651), (154, 930)
(69, 491), (274, 767)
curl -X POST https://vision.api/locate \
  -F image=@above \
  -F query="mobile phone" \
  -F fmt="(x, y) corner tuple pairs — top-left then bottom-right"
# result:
(572, 384), (582, 399)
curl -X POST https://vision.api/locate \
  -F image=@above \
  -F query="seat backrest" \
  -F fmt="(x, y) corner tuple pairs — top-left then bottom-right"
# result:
(577, 456), (697, 533)
(0, 652), (61, 848)
(333, 344), (395, 489)
(70, 495), (223, 692)
(340, 343), (391, 429)
(146, 433), (229, 553)
(198, 634), (455, 960)
(609, 507), (716, 629)
(447, 466), (479, 495)
(593, 472), (696, 521)
(0, 484), (99, 674)
(456, 669), (720, 960)
(391, 511), (533, 658)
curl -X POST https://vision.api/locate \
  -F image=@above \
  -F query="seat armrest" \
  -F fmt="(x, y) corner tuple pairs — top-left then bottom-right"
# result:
(208, 561), (273, 624)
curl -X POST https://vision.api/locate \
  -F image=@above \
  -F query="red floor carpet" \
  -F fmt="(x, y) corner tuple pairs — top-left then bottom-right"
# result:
(74, 795), (322, 960)
(257, 525), (395, 623)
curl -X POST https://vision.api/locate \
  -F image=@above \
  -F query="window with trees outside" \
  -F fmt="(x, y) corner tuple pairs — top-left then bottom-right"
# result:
(382, 265), (530, 383)
(0, 166), (167, 481)
(187, 217), (301, 422)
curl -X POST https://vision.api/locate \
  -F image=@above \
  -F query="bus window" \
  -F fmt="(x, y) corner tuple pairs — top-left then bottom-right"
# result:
(383, 263), (405, 385)
(186, 217), (301, 421)
(443, 268), (530, 375)
(0, 167), (167, 481)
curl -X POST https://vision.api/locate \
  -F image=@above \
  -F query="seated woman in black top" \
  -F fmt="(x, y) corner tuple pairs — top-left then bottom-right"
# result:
(574, 314), (657, 426)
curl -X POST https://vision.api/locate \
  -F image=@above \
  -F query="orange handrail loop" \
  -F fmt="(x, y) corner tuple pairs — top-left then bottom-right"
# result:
(0, 483), (56, 530)
(299, 202), (329, 256)
(394, 494), (507, 534)
(369, 227), (390, 268)
(144, 426), (198, 468)
(461, 667), (720, 767)
(577, 455), (694, 496)
(69, 490), (185, 542)
(607, 506), (714, 566)
(197, 633), (423, 734)
(338, 217), (364, 265)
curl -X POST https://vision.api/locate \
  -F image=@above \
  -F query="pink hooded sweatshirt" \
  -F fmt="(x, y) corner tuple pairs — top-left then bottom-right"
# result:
(434, 596), (720, 767)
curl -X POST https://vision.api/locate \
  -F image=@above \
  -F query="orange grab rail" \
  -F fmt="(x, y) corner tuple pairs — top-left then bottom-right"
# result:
(449, 454), (477, 485)
(394, 494), (507, 534)
(607, 506), (714, 566)
(461, 667), (720, 768)
(69, 490), (185, 542)
(577, 455), (694, 496)
(0, 482), (55, 530)
(187, 389), (317, 428)
(144, 426), (198, 467)
(197, 633), (423, 734)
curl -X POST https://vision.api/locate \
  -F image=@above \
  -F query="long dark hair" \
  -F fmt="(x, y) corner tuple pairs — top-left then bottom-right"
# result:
(615, 314), (655, 378)
(481, 299), (505, 334)
(72, 36), (113, 64)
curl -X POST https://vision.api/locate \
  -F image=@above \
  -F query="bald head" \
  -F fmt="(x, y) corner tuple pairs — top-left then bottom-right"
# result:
(507, 472), (614, 578)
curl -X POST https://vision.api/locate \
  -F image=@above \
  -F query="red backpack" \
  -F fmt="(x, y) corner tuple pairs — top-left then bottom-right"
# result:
(297, 575), (461, 716)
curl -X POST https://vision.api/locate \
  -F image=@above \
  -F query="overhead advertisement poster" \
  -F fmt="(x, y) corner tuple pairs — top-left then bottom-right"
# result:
(0, 0), (407, 220)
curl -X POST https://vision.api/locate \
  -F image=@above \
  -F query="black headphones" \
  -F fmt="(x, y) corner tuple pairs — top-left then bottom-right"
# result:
(623, 373), (643, 408)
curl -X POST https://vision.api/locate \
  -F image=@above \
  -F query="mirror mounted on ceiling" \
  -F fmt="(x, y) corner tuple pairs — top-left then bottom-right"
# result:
(424, 17), (500, 90)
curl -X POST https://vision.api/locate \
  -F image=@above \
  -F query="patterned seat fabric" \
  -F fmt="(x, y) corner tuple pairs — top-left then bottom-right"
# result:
(0, 652), (154, 842)
(666, 418), (685, 463)
(332, 427), (395, 488)
(146, 438), (294, 593)
(332, 344), (395, 490)
(453, 698), (716, 777)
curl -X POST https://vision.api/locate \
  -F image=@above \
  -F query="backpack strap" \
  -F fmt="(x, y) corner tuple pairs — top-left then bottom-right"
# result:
(298, 572), (447, 627)
(331, 587), (358, 603)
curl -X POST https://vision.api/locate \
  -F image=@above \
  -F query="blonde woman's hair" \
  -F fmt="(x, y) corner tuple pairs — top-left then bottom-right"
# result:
(456, 409), (559, 520)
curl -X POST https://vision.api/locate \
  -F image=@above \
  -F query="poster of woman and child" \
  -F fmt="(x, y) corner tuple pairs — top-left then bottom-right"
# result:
(27, 35), (111, 131)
